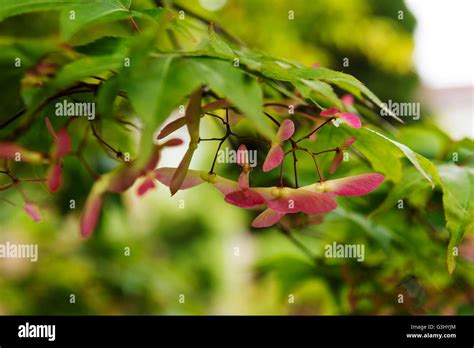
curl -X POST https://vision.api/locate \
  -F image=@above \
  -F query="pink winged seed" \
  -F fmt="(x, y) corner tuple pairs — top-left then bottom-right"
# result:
(341, 94), (354, 107)
(0, 142), (44, 163)
(157, 117), (186, 139)
(237, 144), (250, 189)
(163, 138), (184, 147)
(137, 178), (156, 196)
(212, 177), (241, 195)
(251, 208), (286, 228)
(323, 173), (384, 196)
(56, 128), (71, 157)
(238, 171), (249, 190)
(344, 137), (356, 147)
(170, 147), (195, 195)
(24, 203), (41, 222)
(155, 168), (241, 195)
(267, 189), (337, 214)
(80, 194), (103, 239)
(330, 137), (356, 174)
(330, 151), (344, 174)
(320, 107), (339, 117)
(0, 142), (25, 160)
(339, 112), (361, 128)
(155, 168), (205, 190)
(276, 119), (295, 141)
(144, 148), (162, 172)
(224, 189), (266, 208)
(320, 108), (361, 128)
(47, 163), (62, 192)
(237, 144), (249, 167)
(107, 167), (141, 193)
(263, 145), (284, 172)
(45, 117), (58, 141)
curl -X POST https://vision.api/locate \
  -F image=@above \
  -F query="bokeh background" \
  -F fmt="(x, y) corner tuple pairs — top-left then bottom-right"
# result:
(0, 0), (473, 315)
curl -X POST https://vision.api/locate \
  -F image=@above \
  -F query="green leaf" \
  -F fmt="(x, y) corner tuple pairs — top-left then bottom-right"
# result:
(256, 256), (318, 296)
(398, 124), (451, 159)
(0, 0), (75, 22)
(60, 0), (131, 39)
(0, 39), (58, 126)
(332, 207), (396, 250)
(22, 55), (122, 111)
(344, 126), (438, 186)
(125, 57), (202, 128)
(365, 128), (437, 188)
(74, 36), (129, 57)
(208, 22), (234, 57)
(452, 138), (474, 167)
(261, 61), (295, 82)
(190, 58), (274, 139)
(114, 16), (175, 164)
(437, 164), (474, 273)
(342, 126), (403, 182)
(123, 55), (202, 169)
(295, 79), (343, 109)
(291, 66), (402, 122)
(371, 166), (433, 216)
(54, 55), (121, 87)
(96, 74), (120, 117)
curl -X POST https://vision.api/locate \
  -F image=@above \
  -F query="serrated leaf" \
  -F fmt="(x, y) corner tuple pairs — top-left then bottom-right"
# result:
(342, 127), (403, 182)
(295, 79), (342, 109)
(365, 128), (436, 187)
(60, 0), (131, 39)
(437, 165), (474, 274)
(125, 57), (202, 128)
(127, 56), (202, 169)
(22, 55), (122, 111)
(261, 62), (295, 82)
(74, 36), (129, 57)
(0, 0), (77, 22)
(114, 16), (175, 165)
(54, 55), (121, 87)
(291, 66), (402, 122)
(208, 22), (234, 57)
(0, 39), (58, 126)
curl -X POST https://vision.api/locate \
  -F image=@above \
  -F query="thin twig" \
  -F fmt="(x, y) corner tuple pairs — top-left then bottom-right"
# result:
(5, 83), (99, 140)
(0, 195), (16, 206)
(263, 111), (281, 127)
(205, 112), (226, 124)
(295, 117), (334, 144)
(200, 137), (225, 142)
(0, 170), (17, 182)
(278, 227), (317, 263)
(300, 148), (324, 182)
(0, 108), (25, 129)
(313, 148), (337, 156)
(90, 122), (124, 161)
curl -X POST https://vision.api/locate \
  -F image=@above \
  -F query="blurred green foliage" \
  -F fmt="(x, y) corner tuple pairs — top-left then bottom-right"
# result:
(0, 0), (473, 316)
(179, 0), (418, 103)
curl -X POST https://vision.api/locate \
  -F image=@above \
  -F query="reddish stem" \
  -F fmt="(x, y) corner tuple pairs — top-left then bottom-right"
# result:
(296, 117), (334, 144)
(129, 16), (141, 33)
